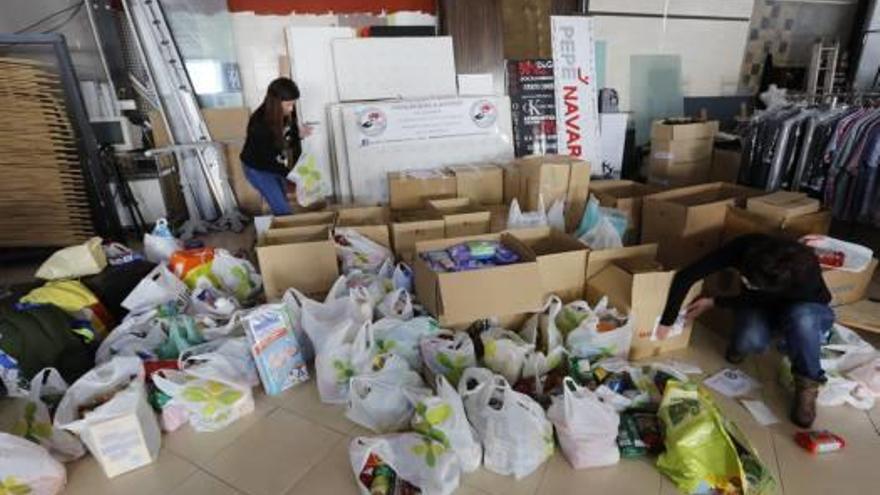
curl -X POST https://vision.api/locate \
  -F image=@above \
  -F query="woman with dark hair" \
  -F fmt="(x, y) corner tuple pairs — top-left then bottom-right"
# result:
(656, 233), (833, 428)
(240, 77), (312, 215)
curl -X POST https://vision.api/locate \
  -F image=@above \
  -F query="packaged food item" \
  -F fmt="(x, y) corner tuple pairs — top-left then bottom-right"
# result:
(794, 430), (845, 454)
(617, 412), (647, 458)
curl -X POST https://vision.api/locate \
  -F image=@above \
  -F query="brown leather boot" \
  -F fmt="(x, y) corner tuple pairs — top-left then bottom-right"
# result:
(791, 375), (820, 428)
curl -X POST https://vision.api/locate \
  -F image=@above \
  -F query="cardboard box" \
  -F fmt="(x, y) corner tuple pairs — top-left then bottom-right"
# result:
(710, 148), (742, 183)
(747, 191), (821, 222)
(722, 206), (831, 244)
(651, 138), (714, 163)
(823, 258), (878, 306)
(508, 155), (591, 231)
(589, 180), (661, 244)
(448, 164), (504, 205)
(487, 204), (509, 233)
(257, 225), (339, 300)
(509, 227), (590, 302)
(651, 120), (719, 141)
(270, 211), (337, 230)
(224, 143), (264, 215)
(390, 210), (446, 263)
(202, 107), (250, 141)
(586, 243), (659, 280)
(502, 162), (521, 204)
(413, 234), (544, 326)
(336, 205), (391, 247)
(648, 157), (713, 188)
(388, 170), (457, 210)
(586, 254), (703, 360)
(835, 300), (880, 334)
(642, 183), (761, 268)
(427, 198), (491, 239)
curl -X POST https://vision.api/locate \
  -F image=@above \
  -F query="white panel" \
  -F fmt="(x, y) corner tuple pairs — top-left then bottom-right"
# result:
(287, 26), (357, 200)
(331, 97), (515, 205)
(594, 16), (749, 109)
(599, 113), (628, 179)
(590, 0), (754, 18)
(332, 37), (458, 102)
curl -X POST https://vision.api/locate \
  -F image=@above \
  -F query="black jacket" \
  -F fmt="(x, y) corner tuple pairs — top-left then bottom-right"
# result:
(240, 104), (302, 176)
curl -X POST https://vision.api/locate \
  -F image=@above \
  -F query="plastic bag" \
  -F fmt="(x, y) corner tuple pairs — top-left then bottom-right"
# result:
(335, 227), (393, 275)
(800, 234), (873, 272)
(0, 432), (66, 495)
(179, 337), (261, 388)
(35, 237), (107, 280)
(372, 317), (441, 370)
(579, 215), (623, 250)
(520, 296), (565, 379)
(0, 368), (85, 462)
(296, 285), (373, 364)
(155, 313), (205, 360)
(143, 218), (181, 264)
(347, 353), (430, 433)
(458, 368), (553, 479)
(189, 285), (239, 320)
(350, 433), (461, 495)
(507, 197), (548, 230)
(288, 153), (330, 207)
(242, 304), (310, 395)
(169, 247), (215, 280)
(547, 200), (566, 231)
(121, 264), (189, 313)
(480, 328), (533, 384)
(565, 297), (633, 360)
(152, 368), (254, 432)
(412, 376), (482, 473)
(420, 330), (477, 387)
(54, 357), (161, 478)
(314, 321), (368, 404)
(657, 381), (775, 495)
(847, 356), (880, 397)
(575, 195), (629, 240)
(376, 288), (414, 320)
(547, 377), (619, 469)
(210, 249), (263, 303)
(393, 262), (414, 294)
(95, 309), (167, 364)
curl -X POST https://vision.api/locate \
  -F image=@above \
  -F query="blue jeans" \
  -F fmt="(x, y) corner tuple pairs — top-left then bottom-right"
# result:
(732, 302), (834, 381)
(243, 164), (291, 216)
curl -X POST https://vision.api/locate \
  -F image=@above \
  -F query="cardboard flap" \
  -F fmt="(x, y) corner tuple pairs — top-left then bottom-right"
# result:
(263, 225), (332, 246)
(586, 263), (634, 312)
(336, 205), (390, 226)
(587, 244), (659, 279)
(835, 300), (880, 334)
(271, 211), (336, 229)
(436, 261), (543, 323)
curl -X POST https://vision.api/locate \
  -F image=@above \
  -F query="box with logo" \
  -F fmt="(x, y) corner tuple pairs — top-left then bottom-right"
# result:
(388, 169), (457, 210)
(257, 225), (339, 300)
(427, 198), (491, 239)
(335, 205), (391, 247)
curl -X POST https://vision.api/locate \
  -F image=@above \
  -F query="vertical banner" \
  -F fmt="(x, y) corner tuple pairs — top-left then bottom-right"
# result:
(551, 16), (602, 175)
(507, 59), (558, 157)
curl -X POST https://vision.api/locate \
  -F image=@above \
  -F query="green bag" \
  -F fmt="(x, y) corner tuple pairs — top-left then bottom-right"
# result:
(656, 381), (775, 495)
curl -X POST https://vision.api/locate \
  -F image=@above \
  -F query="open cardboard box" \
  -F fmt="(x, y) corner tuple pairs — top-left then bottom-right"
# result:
(413, 233), (544, 327)
(447, 164), (504, 205)
(390, 209), (446, 263)
(642, 182), (762, 268)
(722, 205), (831, 244)
(647, 157), (713, 188)
(651, 119), (719, 141)
(589, 180), (661, 244)
(586, 251), (703, 360)
(508, 227), (589, 302)
(335, 205), (391, 247)
(651, 138), (714, 163)
(270, 210), (337, 230)
(824, 258), (879, 306)
(507, 155), (591, 232)
(746, 191), (821, 222)
(388, 169), (457, 210)
(257, 225), (339, 300)
(427, 198), (491, 238)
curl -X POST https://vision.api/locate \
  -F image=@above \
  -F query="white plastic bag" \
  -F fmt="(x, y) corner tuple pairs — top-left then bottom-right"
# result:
(347, 353), (430, 433)
(0, 432), (66, 495)
(35, 237), (107, 280)
(152, 369), (255, 432)
(210, 249), (263, 303)
(298, 284), (373, 359)
(335, 227), (393, 275)
(412, 376), (482, 473)
(350, 433), (461, 495)
(520, 296), (566, 379)
(547, 377), (620, 469)
(507, 197), (548, 230)
(800, 234), (874, 272)
(821, 324), (877, 374)
(420, 330), (477, 387)
(179, 337), (260, 388)
(121, 264), (189, 313)
(189, 285), (239, 320)
(565, 297), (633, 360)
(547, 200), (566, 231)
(376, 288), (414, 320)
(480, 328), (533, 384)
(95, 309), (166, 364)
(314, 321), (370, 404)
(458, 369), (553, 479)
(816, 375), (875, 410)
(54, 357), (161, 478)
(288, 153), (330, 207)
(579, 215), (623, 249)
(372, 317), (442, 370)
(847, 356), (880, 397)
(143, 218), (181, 264)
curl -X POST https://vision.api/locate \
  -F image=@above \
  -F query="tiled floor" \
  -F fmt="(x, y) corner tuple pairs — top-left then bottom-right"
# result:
(61, 323), (880, 495)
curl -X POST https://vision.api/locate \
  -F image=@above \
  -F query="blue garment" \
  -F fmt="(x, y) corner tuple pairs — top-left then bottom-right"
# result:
(243, 162), (291, 215)
(731, 302), (833, 381)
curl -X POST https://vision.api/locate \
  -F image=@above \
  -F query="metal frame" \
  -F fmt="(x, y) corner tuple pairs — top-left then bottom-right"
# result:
(0, 32), (124, 242)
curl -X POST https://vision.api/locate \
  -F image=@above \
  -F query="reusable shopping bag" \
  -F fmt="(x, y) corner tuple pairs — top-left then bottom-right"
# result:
(420, 330), (477, 387)
(35, 236), (107, 280)
(0, 432), (66, 495)
(287, 153), (330, 207)
(412, 376), (482, 473)
(546, 377), (620, 469)
(350, 433), (461, 495)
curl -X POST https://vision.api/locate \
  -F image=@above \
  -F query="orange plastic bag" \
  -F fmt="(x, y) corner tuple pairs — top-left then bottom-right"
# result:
(169, 248), (215, 279)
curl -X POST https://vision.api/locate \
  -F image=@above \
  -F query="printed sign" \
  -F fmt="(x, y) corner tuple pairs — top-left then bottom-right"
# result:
(507, 59), (558, 156)
(551, 16), (602, 174)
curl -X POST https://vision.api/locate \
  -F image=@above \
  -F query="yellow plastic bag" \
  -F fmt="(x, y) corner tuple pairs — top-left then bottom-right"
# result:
(35, 237), (107, 280)
(656, 381), (775, 495)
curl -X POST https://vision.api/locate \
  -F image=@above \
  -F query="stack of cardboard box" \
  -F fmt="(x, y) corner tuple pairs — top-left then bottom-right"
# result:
(648, 119), (719, 188)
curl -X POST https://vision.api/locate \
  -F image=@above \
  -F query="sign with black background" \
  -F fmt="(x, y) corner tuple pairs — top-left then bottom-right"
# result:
(507, 59), (558, 157)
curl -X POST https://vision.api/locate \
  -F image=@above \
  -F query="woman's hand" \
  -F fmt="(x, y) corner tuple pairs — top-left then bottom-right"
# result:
(298, 123), (313, 138)
(685, 297), (715, 322)
(655, 324), (673, 340)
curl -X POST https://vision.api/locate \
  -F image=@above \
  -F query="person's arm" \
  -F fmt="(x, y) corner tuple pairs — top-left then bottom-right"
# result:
(659, 235), (754, 325)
